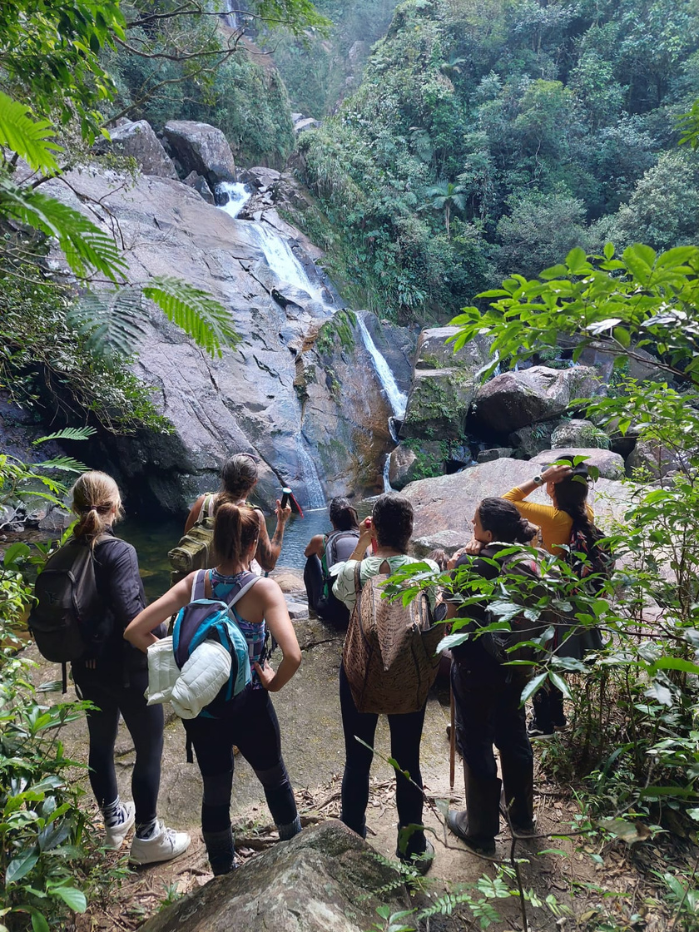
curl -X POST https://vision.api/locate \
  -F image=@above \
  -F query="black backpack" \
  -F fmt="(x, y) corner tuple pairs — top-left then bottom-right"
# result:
(29, 538), (113, 679)
(567, 522), (615, 595)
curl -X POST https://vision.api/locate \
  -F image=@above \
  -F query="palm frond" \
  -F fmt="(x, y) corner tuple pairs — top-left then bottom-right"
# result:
(35, 456), (87, 473)
(0, 91), (62, 172)
(0, 181), (126, 282)
(143, 276), (239, 358)
(68, 287), (147, 356)
(34, 427), (97, 444)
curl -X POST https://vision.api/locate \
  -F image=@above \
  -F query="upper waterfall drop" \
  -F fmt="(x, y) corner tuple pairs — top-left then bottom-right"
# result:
(250, 222), (316, 295)
(217, 181), (252, 219)
(356, 316), (408, 419)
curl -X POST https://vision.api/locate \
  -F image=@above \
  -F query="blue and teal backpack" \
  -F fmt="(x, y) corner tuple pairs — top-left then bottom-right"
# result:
(172, 569), (257, 719)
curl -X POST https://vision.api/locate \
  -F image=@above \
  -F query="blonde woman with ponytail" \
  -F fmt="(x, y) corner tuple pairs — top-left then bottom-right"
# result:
(125, 503), (302, 876)
(69, 472), (191, 865)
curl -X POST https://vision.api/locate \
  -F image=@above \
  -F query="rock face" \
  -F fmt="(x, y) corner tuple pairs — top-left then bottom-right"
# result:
(183, 170), (215, 203)
(95, 120), (177, 178)
(404, 456), (632, 541)
(470, 365), (602, 436)
(627, 439), (676, 478)
(138, 821), (405, 932)
(389, 444), (419, 490)
(401, 328), (491, 439)
(551, 419), (610, 450)
(163, 120), (237, 186)
(44, 167), (404, 511)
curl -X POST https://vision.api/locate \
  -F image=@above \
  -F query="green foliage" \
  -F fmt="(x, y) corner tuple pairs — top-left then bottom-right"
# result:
(314, 309), (357, 356)
(0, 0), (124, 142)
(0, 273), (168, 434)
(299, 0), (699, 319)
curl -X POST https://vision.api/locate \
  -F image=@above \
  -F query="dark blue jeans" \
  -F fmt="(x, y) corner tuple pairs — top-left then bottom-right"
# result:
(339, 664), (427, 856)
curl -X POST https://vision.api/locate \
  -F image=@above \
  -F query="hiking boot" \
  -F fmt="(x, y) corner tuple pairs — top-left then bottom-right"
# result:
(397, 839), (435, 875)
(510, 817), (537, 838)
(447, 809), (496, 856)
(129, 821), (191, 866)
(104, 801), (135, 851)
(203, 827), (235, 876)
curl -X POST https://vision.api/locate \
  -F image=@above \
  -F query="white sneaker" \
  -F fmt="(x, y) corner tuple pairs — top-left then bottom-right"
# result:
(129, 821), (191, 866)
(104, 801), (136, 850)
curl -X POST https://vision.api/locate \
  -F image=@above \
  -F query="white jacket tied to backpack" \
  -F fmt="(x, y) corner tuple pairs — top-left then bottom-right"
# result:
(146, 638), (231, 719)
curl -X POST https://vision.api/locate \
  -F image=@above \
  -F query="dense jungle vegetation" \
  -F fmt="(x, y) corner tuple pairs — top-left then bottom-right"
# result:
(293, 0), (699, 320)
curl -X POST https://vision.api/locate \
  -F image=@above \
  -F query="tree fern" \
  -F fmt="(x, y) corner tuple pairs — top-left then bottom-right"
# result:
(143, 276), (239, 357)
(34, 427), (97, 443)
(0, 91), (62, 173)
(35, 456), (88, 473)
(0, 180), (126, 281)
(68, 288), (148, 356)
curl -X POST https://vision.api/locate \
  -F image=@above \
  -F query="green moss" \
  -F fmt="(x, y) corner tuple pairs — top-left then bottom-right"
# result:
(315, 309), (357, 356)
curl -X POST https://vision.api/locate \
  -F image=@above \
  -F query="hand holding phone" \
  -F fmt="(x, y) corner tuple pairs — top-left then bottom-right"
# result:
(281, 487), (292, 509)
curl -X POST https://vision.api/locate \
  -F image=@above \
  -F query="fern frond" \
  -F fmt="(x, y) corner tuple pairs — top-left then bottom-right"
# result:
(0, 181), (126, 281)
(0, 91), (62, 172)
(143, 276), (239, 358)
(68, 287), (147, 355)
(34, 427), (97, 443)
(35, 456), (87, 473)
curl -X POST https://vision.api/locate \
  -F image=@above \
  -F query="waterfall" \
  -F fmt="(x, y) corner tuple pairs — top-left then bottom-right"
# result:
(382, 454), (393, 492)
(250, 222), (315, 295)
(217, 181), (252, 219)
(356, 316), (407, 419)
(296, 436), (326, 508)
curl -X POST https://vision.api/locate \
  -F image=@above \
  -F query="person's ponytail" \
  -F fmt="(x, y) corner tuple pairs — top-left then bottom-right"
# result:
(214, 503), (260, 564)
(71, 472), (123, 549)
(553, 467), (601, 547)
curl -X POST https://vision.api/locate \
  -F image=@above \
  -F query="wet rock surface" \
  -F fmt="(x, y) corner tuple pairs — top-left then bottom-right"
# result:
(138, 821), (406, 932)
(42, 166), (401, 511)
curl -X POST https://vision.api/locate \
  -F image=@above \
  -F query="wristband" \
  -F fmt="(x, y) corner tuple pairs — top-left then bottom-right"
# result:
(533, 474), (543, 485)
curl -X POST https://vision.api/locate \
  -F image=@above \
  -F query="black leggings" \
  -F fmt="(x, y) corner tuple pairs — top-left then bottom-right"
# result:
(339, 664), (427, 856)
(304, 555), (350, 624)
(73, 665), (163, 825)
(182, 688), (298, 834)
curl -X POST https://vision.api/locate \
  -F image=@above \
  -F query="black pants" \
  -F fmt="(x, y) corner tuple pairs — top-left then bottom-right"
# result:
(304, 556), (350, 625)
(339, 664), (427, 856)
(73, 665), (163, 826)
(182, 688), (298, 834)
(532, 683), (566, 732)
(452, 662), (533, 827)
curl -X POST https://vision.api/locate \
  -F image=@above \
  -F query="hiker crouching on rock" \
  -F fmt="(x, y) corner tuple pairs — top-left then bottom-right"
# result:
(446, 498), (539, 856)
(185, 452), (292, 574)
(332, 492), (441, 875)
(125, 503), (302, 875)
(303, 497), (362, 624)
(69, 472), (191, 865)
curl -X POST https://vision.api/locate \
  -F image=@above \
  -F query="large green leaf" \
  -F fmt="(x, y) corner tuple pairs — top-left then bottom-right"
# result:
(143, 276), (240, 358)
(68, 287), (148, 356)
(0, 182), (126, 281)
(0, 91), (62, 172)
(6, 847), (39, 884)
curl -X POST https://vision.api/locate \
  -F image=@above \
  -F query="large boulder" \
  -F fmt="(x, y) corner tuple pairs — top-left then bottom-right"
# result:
(138, 821), (405, 932)
(529, 448), (625, 480)
(163, 120), (236, 186)
(401, 328), (491, 440)
(627, 439), (677, 479)
(470, 366), (602, 436)
(95, 120), (177, 178)
(404, 456), (632, 541)
(551, 419), (610, 450)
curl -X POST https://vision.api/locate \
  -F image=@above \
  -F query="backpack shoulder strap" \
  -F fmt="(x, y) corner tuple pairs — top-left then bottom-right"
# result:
(224, 572), (259, 609)
(192, 569), (208, 601)
(353, 561), (363, 597)
(197, 494), (215, 523)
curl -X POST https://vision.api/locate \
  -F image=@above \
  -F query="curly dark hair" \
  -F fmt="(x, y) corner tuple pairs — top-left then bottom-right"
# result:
(372, 492), (414, 553)
(478, 497), (537, 544)
(328, 497), (359, 531)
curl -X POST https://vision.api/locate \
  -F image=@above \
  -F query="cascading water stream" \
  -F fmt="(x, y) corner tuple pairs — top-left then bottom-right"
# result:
(250, 222), (316, 295)
(217, 181), (252, 219)
(356, 316), (408, 419)
(296, 437), (326, 508)
(382, 454), (393, 492)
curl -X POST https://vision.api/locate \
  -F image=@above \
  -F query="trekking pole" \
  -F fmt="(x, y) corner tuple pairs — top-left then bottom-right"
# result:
(449, 683), (456, 793)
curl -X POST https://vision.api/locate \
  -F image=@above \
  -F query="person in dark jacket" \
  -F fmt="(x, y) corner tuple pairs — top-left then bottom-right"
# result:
(69, 471), (190, 865)
(446, 497), (539, 856)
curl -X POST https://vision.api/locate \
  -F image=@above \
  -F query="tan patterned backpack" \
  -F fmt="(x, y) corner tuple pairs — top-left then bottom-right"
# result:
(342, 561), (442, 714)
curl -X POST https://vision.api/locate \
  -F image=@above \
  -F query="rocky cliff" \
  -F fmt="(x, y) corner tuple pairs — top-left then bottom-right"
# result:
(39, 134), (412, 513)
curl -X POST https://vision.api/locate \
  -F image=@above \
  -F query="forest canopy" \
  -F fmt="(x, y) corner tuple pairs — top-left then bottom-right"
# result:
(295, 0), (699, 321)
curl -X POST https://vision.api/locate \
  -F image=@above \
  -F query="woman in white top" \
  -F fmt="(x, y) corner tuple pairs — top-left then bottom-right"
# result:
(332, 493), (439, 874)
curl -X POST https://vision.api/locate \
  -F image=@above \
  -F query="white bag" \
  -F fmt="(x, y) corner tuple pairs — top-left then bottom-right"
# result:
(145, 636), (181, 706)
